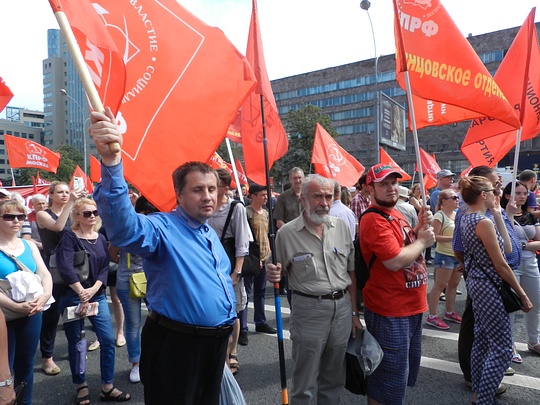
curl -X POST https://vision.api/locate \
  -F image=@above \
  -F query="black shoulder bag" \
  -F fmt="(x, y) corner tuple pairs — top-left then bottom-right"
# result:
(477, 263), (522, 313)
(220, 201), (261, 278)
(48, 233), (90, 286)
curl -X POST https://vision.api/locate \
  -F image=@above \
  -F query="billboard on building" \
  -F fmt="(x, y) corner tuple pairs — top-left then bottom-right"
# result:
(379, 93), (406, 151)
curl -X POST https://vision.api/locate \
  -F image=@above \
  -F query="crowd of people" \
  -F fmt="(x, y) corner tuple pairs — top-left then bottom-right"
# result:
(0, 108), (539, 405)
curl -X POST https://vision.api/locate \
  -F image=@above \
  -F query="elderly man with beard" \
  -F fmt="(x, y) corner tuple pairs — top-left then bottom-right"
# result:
(266, 174), (362, 405)
(359, 164), (435, 405)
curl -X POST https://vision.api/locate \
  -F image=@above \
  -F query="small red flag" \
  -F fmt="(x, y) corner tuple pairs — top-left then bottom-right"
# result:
(379, 148), (411, 181)
(311, 123), (365, 187)
(48, 0), (125, 116)
(240, 0), (288, 185)
(0, 77), (14, 113)
(416, 148), (441, 179)
(4, 135), (61, 173)
(89, 155), (101, 183)
(234, 159), (249, 187)
(70, 165), (93, 193)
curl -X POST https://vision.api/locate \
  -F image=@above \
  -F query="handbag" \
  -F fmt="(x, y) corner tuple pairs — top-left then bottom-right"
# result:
(48, 234), (90, 285)
(0, 247), (41, 322)
(478, 263), (522, 314)
(220, 201), (261, 278)
(129, 272), (147, 299)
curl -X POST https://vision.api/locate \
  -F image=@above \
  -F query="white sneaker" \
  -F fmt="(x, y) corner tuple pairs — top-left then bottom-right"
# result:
(129, 365), (140, 383)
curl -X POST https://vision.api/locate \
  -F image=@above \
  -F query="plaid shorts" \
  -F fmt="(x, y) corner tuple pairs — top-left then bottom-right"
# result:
(363, 308), (423, 405)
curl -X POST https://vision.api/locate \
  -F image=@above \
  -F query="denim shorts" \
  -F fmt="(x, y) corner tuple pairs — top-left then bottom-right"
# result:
(434, 252), (459, 270)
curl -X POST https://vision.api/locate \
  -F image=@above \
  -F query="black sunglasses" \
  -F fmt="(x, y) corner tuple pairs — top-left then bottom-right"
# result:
(81, 210), (99, 218)
(2, 214), (26, 222)
(444, 196), (459, 200)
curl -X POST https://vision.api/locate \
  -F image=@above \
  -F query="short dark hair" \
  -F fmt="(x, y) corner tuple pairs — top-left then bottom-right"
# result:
(135, 195), (159, 214)
(249, 183), (266, 196)
(500, 181), (528, 210)
(357, 173), (368, 189)
(216, 168), (232, 187)
(172, 161), (218, 194)
(468, 166), (494, 178)
(518, 169), (537, 182)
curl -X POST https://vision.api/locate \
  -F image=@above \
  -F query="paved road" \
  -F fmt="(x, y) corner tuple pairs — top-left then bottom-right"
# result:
(31, 271), (540, 404)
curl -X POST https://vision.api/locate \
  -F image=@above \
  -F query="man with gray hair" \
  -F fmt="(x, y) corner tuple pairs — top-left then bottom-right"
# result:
(28, 194), (48, 253)
(329, 180), (356, 241)
(266, 174), (362, 405)
(274, 167), (304, 229)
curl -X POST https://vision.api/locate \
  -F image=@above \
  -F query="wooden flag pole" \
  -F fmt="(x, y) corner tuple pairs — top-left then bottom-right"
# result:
(52, 9), (120, 154)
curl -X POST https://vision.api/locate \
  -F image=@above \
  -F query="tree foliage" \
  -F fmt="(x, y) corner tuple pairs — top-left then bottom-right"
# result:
(271, 104), (337, 184)
(11, 144), (84, 186)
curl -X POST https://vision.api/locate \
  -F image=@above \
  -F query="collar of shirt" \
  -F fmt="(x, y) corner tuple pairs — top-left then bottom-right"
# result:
(173, 206), (209, 231)
(294, 211), (336, 233)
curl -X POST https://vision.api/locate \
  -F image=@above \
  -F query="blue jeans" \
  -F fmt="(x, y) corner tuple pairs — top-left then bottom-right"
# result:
(7, 313), (42, 405)
(240, 264), (268, 332)
(60, 292), (115, 384)
(116, 288), (143, 363)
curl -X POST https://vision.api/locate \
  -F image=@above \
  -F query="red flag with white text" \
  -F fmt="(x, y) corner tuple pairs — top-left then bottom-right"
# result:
(0, 77), (13, 113)
(311, 123), (365, 187)
(207, 153), (237, 189)
(235, 159), (249, 187)
(4, 135), (60, 173)
(48, 0), (125, 115)
(393, 0), (520, 130)
(461, 8), (540, 166)
(94, 0), (256, 211)
(379, 147), (411, 181)
(240, 0), (288, 184)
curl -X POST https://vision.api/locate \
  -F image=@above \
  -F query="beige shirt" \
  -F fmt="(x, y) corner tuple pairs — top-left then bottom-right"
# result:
(273, 212), (354, 295)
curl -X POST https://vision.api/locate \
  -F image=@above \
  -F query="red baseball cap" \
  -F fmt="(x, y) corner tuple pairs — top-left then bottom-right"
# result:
(366, 164), (403, 185)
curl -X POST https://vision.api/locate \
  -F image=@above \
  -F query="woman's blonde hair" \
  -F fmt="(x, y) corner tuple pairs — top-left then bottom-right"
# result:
(458, 176), (492, 205)
(410, 183), (421, 197)
(70, 197), (102, 231)
(436, 189), (455, 212)
(0, 199), (26, 216)
(49, 181), (69, 196)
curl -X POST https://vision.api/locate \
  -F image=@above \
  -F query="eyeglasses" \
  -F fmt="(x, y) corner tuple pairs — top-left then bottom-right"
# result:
(483, 189), (495, 193)
(2, 214), (26, 222)
(81, 210), (99, 218)
(444, 196), (459, 200)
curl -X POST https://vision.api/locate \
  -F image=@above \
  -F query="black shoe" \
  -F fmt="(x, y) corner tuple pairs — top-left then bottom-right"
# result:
(456, 289), (463, 295)
(238, 332), (248, 346)
(255, 324), (277, 334)
(279, 288), (286, 296)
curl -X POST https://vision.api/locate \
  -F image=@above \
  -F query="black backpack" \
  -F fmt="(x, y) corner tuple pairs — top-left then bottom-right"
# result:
(354, 207), (392, 290)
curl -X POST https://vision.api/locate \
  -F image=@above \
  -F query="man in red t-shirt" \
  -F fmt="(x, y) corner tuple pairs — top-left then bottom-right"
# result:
(359, 164), (434, 405)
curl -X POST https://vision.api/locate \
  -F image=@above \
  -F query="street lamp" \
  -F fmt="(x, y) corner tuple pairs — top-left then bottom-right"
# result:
(59, 88), (88, 174)
(360, 0), (380, 164)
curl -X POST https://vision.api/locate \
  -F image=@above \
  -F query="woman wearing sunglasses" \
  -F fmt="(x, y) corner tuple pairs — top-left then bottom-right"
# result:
(426, 189), (464, 330)
(55, 198), (130, 404)
(0, 199), (52, 405)
(36, 181), (83, 376)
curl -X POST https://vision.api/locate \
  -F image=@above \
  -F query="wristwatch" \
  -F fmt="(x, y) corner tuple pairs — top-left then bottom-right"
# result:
(521, 242), (527, 250)
(352, 311), (362, 317)
(0, 376), (13, 387)
(235, 272), (242, 277)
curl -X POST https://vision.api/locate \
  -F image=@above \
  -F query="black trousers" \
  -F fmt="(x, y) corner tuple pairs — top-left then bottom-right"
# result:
(140, 316), (229, 405)
(39, 283), (64, 359)
(458, 295), (474, 382)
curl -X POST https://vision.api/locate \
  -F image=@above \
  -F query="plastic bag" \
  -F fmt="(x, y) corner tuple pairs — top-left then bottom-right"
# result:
(346, 328), (384, 376)
(219, 363), (246, 405)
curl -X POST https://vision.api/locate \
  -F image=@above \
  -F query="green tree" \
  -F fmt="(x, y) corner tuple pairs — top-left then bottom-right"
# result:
(13, 144), (84, 185)
(271, 104), (337, 184)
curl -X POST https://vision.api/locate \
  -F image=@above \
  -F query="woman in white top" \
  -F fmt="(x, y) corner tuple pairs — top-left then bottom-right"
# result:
(426, 189), (463, 330)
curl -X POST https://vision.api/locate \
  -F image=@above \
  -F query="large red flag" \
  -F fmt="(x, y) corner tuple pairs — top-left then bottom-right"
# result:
(0, 77), (13, 113)
(311, 123), (365, 187)
(461, 8), (540, 166)
(207, 152), (238, 190)
(70, 165), (93, 193)
(379, 147), (411, 181)
(240, 0), (288, 185)
(94, 1), (256, 211)
(393, 0), (520, 130)
(48, 0), (125, 116)
(4, 135), (61, 174)
(89, 155), (101, 183)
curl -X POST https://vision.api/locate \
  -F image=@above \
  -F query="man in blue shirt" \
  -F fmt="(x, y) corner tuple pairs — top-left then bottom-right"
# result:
(90, 108), (236, 405)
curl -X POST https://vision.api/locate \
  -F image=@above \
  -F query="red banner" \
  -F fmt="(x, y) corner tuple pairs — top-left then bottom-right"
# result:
(4, 135), (60, 173)
(393, 0), (520, 130)
(94, 0), (256, 211)
(461, 8), (540, 167)
(89, 155), (101, 183)
(379, 147), (411, 181)
(0, 77), (13, 113)
(311, 123), (365, 187)
(240, 0), (288, 185)
(70, 165), (93, 193)
(48, 0), (125, 115)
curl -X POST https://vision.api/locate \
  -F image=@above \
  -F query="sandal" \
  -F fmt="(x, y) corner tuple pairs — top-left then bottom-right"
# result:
(100, 386), (131, 402)
(528, 342), (540, 355)
(76, 385), (90, 405)
(228, 354), (239, 376)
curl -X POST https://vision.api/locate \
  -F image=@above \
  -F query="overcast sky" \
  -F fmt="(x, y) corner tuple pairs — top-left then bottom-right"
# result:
(1, 0), (538, 117)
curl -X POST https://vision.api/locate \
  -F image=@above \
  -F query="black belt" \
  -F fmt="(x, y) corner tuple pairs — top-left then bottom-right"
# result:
(293, 290), (347, 300)
(148, 311), (233, 338)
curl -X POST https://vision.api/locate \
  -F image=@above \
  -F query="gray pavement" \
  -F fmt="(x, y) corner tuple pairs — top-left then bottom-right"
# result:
(31, 269), (540, 404)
